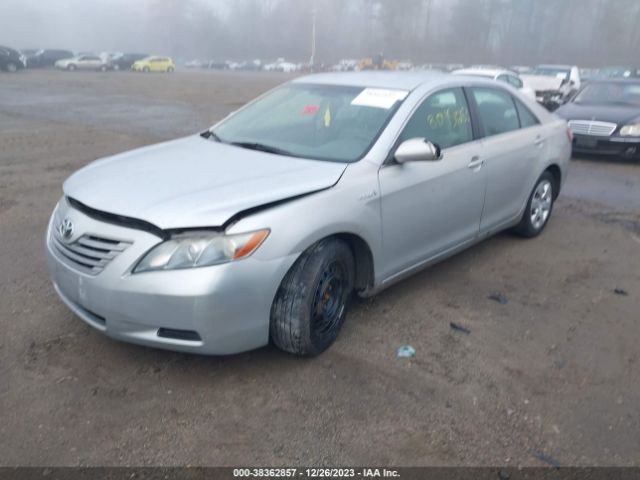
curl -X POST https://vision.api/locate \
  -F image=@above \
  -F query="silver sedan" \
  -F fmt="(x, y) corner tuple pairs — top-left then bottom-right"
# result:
(46, 72), (571, 356)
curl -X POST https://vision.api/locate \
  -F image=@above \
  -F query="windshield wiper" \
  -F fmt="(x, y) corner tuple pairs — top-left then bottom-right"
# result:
(230, 141), (294, 157)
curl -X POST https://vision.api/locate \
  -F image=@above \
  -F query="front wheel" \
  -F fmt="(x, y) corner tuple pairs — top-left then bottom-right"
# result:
(167, 66), (174, 73)
(67, 64), (76, 71)
(142, 66), (150, 73)
(6, 62), (18, 72)
(270, 238), (355, 356)
(514, 172), (556, 238)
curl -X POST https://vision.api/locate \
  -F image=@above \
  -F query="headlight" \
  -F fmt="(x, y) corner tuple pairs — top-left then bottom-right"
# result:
(134, 229), (269, 273)
(619, 124), (640, 137)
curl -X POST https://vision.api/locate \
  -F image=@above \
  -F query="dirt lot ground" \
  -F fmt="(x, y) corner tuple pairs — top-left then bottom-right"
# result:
(1, 70), (639, 467)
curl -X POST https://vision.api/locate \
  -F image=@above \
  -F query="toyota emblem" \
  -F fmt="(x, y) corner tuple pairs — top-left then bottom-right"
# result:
(58, 218), (74, 240)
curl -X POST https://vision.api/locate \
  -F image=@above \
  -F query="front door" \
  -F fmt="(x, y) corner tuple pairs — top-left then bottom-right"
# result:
(378, 87), (487, 279)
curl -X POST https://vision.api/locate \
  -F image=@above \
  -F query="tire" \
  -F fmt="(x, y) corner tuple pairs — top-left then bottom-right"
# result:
(6, 62), (18, 73)
(167, 66), (174, 73)
(68, 64), (76, 71)
(513, 171), (556, 238)
(270, 238), (355, 356)
(100, 65), (108, 72)
(143, 66), (150, 73)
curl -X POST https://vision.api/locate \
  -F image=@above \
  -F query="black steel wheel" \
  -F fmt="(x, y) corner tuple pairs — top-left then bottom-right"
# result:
(271, 238), (354, 356)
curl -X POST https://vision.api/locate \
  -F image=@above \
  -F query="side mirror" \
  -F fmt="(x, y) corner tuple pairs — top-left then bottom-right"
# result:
(394, 138), (442, 164)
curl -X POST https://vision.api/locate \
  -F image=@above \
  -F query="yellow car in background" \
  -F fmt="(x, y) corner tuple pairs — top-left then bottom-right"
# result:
(132, 56), (175, 73)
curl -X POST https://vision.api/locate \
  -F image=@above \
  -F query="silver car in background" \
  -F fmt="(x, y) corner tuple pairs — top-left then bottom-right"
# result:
(46, 72), (572, 356)
(55, 54), (108, 72)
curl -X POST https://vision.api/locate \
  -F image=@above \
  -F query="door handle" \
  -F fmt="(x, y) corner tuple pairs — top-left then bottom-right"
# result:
(535, 136), (545, 148)
(468, 156), (484, 170)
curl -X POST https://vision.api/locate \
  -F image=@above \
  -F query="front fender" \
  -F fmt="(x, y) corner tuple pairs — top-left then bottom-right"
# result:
(226, 160), (384, 284)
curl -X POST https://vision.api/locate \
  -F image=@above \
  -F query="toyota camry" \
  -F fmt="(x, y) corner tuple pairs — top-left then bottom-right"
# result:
(46, 72), (571, 356)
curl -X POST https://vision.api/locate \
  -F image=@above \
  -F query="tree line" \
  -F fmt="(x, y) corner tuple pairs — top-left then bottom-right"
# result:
(142, 0), (640, 66)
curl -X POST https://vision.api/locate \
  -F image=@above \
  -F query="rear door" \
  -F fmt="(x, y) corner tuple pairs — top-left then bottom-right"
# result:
(468, 87), (545, 232)
(378, 87), (487, 277)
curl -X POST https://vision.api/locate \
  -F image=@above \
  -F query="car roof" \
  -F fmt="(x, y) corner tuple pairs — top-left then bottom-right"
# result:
(536, 64), (575, 69)
(453, 68), (514, 77)
(292, 71), (446, 91)
(584, 78), (640, 84)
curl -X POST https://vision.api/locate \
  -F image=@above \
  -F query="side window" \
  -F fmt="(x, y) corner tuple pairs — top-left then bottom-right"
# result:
(514, 98), (540, 128)
(398, 87), (473, 149)
(471, 87), (519, 137)
(496, 74), (509, 85)
(507, 75), (523, 88)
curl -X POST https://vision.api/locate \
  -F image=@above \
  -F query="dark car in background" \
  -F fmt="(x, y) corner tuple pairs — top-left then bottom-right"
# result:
(595, 66), (639, 79)
(108, 53), (148, 71)
(206, 60), (230, 70)
(19, 49), (39, 65)
(556, 79), (640, 159)
(0, 46), (25, 72)
(25, 49), (74, 68)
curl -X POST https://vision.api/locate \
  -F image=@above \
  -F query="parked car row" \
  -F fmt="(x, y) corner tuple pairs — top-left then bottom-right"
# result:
(0, 46), (176, 73)
(184, 57), (308, 73)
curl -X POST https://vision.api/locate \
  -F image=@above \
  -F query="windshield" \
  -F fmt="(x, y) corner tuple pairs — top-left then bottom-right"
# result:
(596, 67), (636, 79)
(531, 67), (571, 80)
(212, 83), (407, 163)
(574, 82), (640, 106)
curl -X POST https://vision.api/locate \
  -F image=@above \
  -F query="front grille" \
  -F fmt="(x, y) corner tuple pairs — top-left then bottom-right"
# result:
(51, 232), (132, 275)
(568, 120), (617, 137)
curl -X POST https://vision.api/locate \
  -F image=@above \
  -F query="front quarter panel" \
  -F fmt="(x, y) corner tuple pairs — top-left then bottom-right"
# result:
(226, 160), (383, 284)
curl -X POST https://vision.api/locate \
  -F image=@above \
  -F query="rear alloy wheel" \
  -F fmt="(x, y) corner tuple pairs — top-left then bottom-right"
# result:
(143, 66), (150, 73)
(167, 66), (174, 73)
(6, 62), (18, 73)
(270, 238), (354, 356)
(514, 172), (555, 238)
(100, 65), (108, 72)
(68, 64), (76, 71)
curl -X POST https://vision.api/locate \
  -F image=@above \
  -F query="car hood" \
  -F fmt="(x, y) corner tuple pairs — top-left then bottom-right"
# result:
(521, 74), (564, 92)
(555, 102), (640, 125)
(63, 135), (348, 230)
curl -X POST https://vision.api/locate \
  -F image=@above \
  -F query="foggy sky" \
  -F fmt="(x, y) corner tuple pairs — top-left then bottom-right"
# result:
(2, 0), (639, 66)
(0, 0), (224, 53)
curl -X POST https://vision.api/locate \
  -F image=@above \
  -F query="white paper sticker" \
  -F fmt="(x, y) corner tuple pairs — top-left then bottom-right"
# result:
(351, 88), (409, 109)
